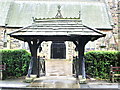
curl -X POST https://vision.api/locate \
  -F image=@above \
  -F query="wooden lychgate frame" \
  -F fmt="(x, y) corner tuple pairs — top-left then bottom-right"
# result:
(8, 19), (106, 78)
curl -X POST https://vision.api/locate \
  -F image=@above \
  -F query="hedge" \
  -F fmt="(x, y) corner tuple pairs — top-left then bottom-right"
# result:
(1, 49), (119, 80)
(84, 51), (120, 79)
(0, 49), (31, 79)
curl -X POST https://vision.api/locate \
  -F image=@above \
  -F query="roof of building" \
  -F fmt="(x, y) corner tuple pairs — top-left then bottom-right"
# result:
(8, 19), (106, 41)
(0, 0), (113, 30)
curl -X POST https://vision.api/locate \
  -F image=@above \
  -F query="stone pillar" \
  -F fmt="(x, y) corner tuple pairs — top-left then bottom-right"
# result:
(65, 41), (69, 59)
(7, 35), (11, 49)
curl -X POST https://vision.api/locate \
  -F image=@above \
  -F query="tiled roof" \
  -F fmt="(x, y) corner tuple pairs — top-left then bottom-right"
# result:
(8, 19), (106, 41)
(0, 0), (113, 29)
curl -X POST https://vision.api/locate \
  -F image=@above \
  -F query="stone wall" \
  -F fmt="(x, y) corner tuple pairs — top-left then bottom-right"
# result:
(0, 27), (4, 49)
(107, 0), (119, 50)
(0, 27), (22, 49)
(118, 1), (120, 51)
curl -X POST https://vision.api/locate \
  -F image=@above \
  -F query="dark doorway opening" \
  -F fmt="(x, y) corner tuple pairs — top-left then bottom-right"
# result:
(51, 41), (66, 59)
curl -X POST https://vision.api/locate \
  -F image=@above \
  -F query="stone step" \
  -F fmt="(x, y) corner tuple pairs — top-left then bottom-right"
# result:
(47, 59), (70, 61)
(28, 76), (80, 88)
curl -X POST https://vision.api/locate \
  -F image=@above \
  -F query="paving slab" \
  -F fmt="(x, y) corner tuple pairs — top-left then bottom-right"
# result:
(0, 79), (30, 88)
(46, 59), (72, 76)
(80, 80), (119, 89)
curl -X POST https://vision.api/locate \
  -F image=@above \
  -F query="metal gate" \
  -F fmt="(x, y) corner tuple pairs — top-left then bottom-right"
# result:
(27, 56), (46, 77)
(38, 56), (46, 77)
(72, 57), (77, 77)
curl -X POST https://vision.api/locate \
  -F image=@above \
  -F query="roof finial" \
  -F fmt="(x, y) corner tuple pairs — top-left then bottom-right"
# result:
(55, 5), (63, 18)
(58, 5), (61, 10)
(32, 17), (35, 22)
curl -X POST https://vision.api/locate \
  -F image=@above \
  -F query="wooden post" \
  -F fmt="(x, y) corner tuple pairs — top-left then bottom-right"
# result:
(27, 39), (43, 76)
(73, 40), (85, 78)
(73, 41), (79, 78)
(77, 42), (84, 76)
(77, 38), (88, 79)
(73, 37), (90, 79)
(82, 58), (86, 78)
(43, 58), (45, 74)
(37, 56), (40, 78)
(31, 39), (38, 75)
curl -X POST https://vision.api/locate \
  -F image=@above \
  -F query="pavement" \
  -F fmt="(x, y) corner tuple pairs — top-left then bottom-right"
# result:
(0, 78), (30, 88)
(0, 76), (119, 89)
(0, 60), (119, 89)
(80, 80), (119, 88)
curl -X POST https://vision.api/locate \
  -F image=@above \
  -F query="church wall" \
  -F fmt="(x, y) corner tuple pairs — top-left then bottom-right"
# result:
(39, 41), (75, 60)
(0, 27), (4, 49)
(0, 26), (23, 49)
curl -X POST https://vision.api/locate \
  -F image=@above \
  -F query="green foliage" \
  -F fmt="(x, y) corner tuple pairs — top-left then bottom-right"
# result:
(0, 49), (31, 79)
(84, 51), (120, 79)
